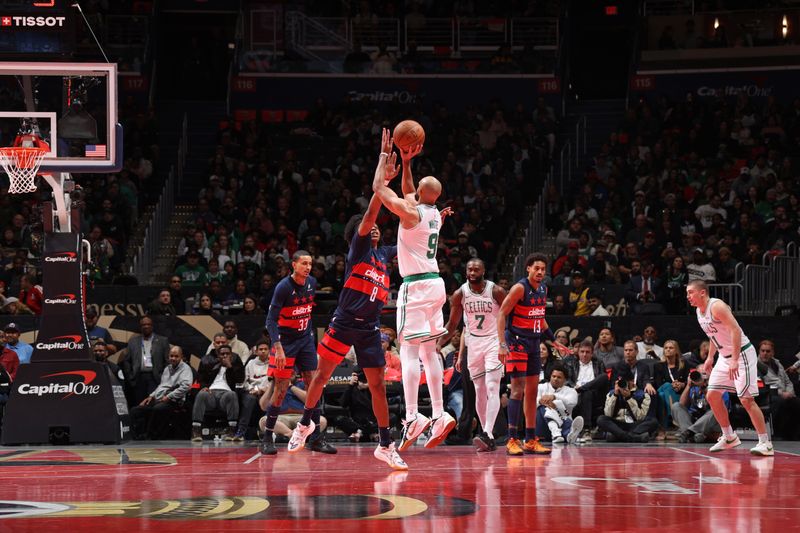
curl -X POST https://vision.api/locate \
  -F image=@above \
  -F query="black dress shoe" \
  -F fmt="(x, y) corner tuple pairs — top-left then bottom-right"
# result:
(260, 438), (277, 455)
(306, 436), (337, 454)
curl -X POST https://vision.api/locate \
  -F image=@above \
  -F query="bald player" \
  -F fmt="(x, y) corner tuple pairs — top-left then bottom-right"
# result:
(373, 139), (456, 451)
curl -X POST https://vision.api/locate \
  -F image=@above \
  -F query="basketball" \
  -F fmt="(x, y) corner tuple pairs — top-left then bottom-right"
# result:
(393, 120), (425, 150)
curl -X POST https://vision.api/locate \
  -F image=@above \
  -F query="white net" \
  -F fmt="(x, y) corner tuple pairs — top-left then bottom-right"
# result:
(0, 147), (45, 194)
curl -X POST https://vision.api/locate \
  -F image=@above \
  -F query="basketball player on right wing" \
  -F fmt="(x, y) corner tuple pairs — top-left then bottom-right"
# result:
(372, 139), (455, 451)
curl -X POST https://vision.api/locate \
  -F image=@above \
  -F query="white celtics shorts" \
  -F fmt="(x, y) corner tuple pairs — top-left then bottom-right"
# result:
(465, 334), (503, 379)
(707, 342), (759, 398)
(397, 276), (446, 343)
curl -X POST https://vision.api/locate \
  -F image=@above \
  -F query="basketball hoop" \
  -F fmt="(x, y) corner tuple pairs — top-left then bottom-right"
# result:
(0, 146), (46, 194)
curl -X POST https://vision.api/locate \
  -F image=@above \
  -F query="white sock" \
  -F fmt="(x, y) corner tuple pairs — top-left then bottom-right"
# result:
(473, 374), (488, 432)
(758, 433), (769, 444)
(484, 370), (502, 440)
(419, 342), (444, 418)
(547, 420), (560, 438)
(400, 343), (421, 419)
(722, 425), (735, 438)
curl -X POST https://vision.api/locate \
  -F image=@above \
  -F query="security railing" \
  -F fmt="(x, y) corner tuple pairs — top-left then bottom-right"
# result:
(710, 242), (800, 315)
(130, 113), (187, 283)
(283, 12), (558, 54)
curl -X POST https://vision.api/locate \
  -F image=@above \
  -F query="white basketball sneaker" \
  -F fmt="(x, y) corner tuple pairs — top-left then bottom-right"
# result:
(399, 413), (432, 451)
(424, 412), (456, 449)
(374, 443), (409, 470)
(287, 421), (316, 453)
(709, 434), (742, 452)
(567, 416), (584, 445)
(750, 441), (774, 456)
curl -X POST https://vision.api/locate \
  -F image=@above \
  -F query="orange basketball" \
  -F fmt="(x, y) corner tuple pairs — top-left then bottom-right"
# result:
(393, 120), (425, 150)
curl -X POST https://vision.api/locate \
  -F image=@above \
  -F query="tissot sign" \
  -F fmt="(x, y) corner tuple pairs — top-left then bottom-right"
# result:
(0, 16), (67, 27)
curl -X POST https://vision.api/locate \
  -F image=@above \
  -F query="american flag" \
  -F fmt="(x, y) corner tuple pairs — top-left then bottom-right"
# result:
(85, 144), (106, 158)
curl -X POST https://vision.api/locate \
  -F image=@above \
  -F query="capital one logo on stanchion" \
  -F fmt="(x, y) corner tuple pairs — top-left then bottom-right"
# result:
(44, 293), (78, 305)
(35, 335), (85, 351)
(44, 252), (78, 263)
(18, 370), (100, 399)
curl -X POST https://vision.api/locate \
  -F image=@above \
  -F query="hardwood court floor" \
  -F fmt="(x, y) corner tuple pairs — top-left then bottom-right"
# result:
(0, 440), (799, 532)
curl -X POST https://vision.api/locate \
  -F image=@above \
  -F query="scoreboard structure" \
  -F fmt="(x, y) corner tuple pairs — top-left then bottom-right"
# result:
(0, 0), (76, 58)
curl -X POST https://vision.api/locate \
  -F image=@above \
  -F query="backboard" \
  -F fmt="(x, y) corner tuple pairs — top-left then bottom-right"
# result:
(0, 61), (120, 172)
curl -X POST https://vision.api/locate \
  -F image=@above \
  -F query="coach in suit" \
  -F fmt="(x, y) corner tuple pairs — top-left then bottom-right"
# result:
(625, 260), (665, 315)
(121, 316), (171, 406)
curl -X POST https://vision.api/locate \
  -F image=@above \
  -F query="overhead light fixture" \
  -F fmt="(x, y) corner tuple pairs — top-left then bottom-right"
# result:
(714, 18), (719, 30)
(782, 15), (789, 39)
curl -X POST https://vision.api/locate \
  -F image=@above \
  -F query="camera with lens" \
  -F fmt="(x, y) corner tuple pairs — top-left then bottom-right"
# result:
(616, 377), (628, 389)
(689, 370), (703, 384)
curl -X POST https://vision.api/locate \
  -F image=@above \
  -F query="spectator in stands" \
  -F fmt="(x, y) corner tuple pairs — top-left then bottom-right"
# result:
(625, 260), (664, 315)
(614, 341), (657, 397)
(175, 251), (207, 287)
(370, 42), (397, 74)
(550, 293), (570, 315)
(17, 274), (42, 316)
(93, 340), (124, 384)
(687, 248), (716, 282)
(242, 294), (262, 315)
(0, 331), (19, 380)
(343, 43), (371, 73)
(169, 276), (186, 314)
(636, 326), (663, 360)
(565, 340), (608, 442)
(672, 369), (724, 443)
(555, 218), (584, 251)
(193, 293), (221, 317)
(337, 369), (390, 443)
(597, 365), (657, 442)
(757, 340), (800, 440)
(568, 270), (590, 316)
(658, 25), (677, 50)
(131, 346), (193, 440)
(236, 340), (270, 441)
(85, 308), (115, 353)
(147, 289), (176, 316)
(586, 288), (610, 316)
(535, 363), (583, 444)
(0, 297), (32, 316)
(653, 339), (688, 437)
(258, 374), (329, 441)
(192, 344), (244, 442)
(662, 255), (688, 314)
(121, 316), (170, 406)
(3, 322), (32, 364)
(594, 327), (623, 368)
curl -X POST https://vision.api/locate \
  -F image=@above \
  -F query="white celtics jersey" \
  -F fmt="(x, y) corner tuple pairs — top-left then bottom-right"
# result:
(398, 203), (441, 277)
(696, 297), (750, 355)
(461, 281), (499, 339)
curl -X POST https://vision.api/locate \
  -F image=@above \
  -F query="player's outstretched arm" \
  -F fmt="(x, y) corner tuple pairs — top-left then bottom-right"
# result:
(437, 289), (465, 352)
(497, 283), (524, 362)
(400, 143), (423, 202)
(373, 155), (419, 228)
(359, 129), (399, 236)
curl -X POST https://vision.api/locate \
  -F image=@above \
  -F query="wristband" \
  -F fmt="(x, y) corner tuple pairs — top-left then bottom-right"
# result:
(500, 342), (508, 349)
(542, 328), (556, 342)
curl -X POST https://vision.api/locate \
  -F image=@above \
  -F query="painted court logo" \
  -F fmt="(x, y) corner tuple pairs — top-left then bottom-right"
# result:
(44, 252), (78, 263)
(35, 335), (85, 351)
(18, 370), (99, 399)
(44, 293), (78, 305)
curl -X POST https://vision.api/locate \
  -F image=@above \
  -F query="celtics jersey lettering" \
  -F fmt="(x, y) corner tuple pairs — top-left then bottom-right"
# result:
(398, 203), (440, 277)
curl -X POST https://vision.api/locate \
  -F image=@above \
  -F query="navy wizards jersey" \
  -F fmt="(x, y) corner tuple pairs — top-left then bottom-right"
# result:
(507, 277), (548, 338)
(266, 275), (317, 344)
(335, 232), (396, 325)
